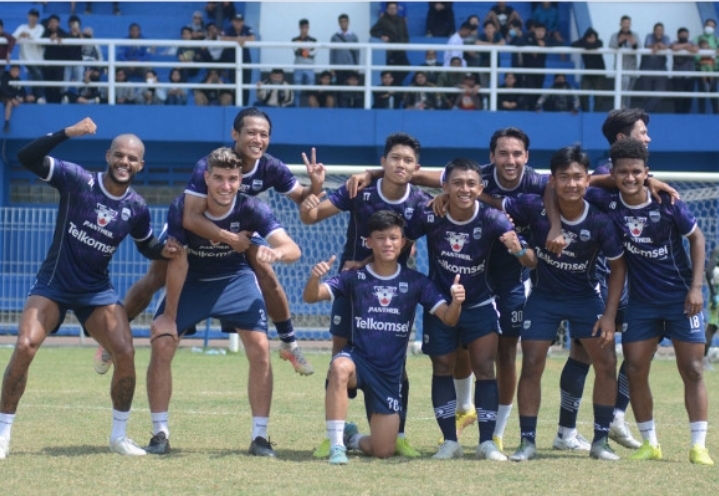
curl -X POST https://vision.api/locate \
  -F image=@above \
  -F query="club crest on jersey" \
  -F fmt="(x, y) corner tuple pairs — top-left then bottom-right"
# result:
(404, 207), (414, 219)
(649, 210), (660, 223)
(399, 282), (408, 293)
(121, 208), (131, 221)
(562, 229), (576, 247)
(252, 179), (263, 191)
(374, 286), (397, 307)
(96, 204), (117, 227)
(473, 227), (482, 239)
(579, 229), (590, 241)
(446, 231), (469, 252)
(230, 222), (240, 233)
(626, 216), (646, 237)
(523, 320), (531, 329)
(333, 315), (342, 325)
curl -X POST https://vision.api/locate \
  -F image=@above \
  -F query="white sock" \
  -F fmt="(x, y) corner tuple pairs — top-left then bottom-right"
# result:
(397, 432), (405, 439)
(0, 412), (15, 439)
(151, 412), (169, 438)
(559, 426), (578, 440)
(326, 420), (344, 447)
(637, 420), (658, 446)
(111, 409), (130, 442)
(612, 410), (625, 424)
(454, 375), (474, 412)
(494, 403), (513, 438)
(690, 421), (708, 448)
(251, 417), (269, 441)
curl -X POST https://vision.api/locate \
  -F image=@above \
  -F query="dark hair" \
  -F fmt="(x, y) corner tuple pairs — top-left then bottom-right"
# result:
(384, 132), (421, 161)
(318, 70), (332, 79)
(489, 127), (530, 153)
(233, 107), (273, 135)
(483, 19), (495, 29)
(678, 27), (688, 35)
(181, 26), (192, 34)
(460, 21), (474, 31)
(534, 22), (547, 30)
(339, 14), (349, 21)
(367, 210), (405, 236)
(653, 22), (664, 30)
(68, 14), (80, 25)
(169, 68), (185, 82)
(0, 19), (3, 27)
(207, 147), (242, 170)
(380, 70), (394, 78)
(621, 15), (631, 22)
(443, 158), (482, 182)
(550, 144), (590, 175)
(299, 19), (309, 27)
(609, 138), (648, 165)
(601, 108), (650, 145)
(48, 14), (60, 22)
(129, 22), (140, 30)
(449, 56), (463, 64)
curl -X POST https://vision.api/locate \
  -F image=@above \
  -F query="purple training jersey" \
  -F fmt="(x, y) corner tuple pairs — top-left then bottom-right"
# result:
(324, 264), (446, 378)
(328, 178), (432, 268)
(585, 188), (697, 304)
(184, 153), (299, 199)
(36, 158), (153, 293)
(167, 193), (283, 281)
(503, 194), (624, 298)
(408, 201), (515, 306)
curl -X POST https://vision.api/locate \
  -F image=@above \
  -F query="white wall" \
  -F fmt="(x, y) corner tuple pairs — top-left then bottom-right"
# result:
(586, 2), (703, 68)
(258, 2), (371, 71)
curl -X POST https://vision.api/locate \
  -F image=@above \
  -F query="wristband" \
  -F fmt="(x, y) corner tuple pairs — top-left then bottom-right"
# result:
(511, 248), (527, 258)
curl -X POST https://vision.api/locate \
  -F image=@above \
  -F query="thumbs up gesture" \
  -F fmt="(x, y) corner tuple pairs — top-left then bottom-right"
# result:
(301, 191), (326, 213)
(450, 273), (465, 303)
(311, 254), (336, 278)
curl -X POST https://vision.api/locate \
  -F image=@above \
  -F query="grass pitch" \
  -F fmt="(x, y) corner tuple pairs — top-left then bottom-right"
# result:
(0, 345), (717, 495)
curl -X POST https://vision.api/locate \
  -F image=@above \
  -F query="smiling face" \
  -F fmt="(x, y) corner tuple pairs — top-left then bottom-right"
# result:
(623, 119), (651, 148)
(105, 135), (145, 185)
(489, 136), (528, 188)
(204, 166), (241, 209)
(381, 144), (419, 186)
(367, 225), (404, 263)
(231, 116), (271, 164)
(443, 167), (483, 213)
(550, 162), (589, 204)
(611, 158), (648, 202)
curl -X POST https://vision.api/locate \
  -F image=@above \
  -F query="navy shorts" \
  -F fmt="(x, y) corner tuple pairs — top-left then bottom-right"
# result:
(333, 348), (402, 416)
(329, 295), (351, 339)
(623, 300), (705, 344)
(422, 304), (500, 356)
(155, 270), (267, 334)
(28, 280), (121, 335)
(522, 291), (605, 341)
(494, 280), (528, 339)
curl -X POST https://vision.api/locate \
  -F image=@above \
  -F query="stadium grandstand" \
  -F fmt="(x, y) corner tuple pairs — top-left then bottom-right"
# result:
(1, 1), (718, 346)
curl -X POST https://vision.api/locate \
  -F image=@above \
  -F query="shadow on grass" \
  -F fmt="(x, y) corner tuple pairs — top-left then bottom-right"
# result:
(42, 445), (111, 457)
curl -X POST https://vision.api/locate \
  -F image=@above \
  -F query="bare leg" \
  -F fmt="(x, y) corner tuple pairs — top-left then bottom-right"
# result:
(516, 340), (552, 417)
(623, 339), (657, 422)
(358, 413), (400, 458)
(496, 336), (519, 405)
(673, 340), (708, 422)
(145, 322), (180, 413)
(240, 330), (272, 417)
(124, 260), (168, 321)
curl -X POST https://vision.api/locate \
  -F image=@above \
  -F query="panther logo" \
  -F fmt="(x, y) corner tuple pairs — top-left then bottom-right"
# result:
(446, 231), (469, 252)
(374, 286), (396, 307)
(95, 204), (117, 227)
(626, 217), (646, 237)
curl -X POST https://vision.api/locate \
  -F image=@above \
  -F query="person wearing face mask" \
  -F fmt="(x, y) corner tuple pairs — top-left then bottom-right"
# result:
(670, 28), (698, 114)
(534, 74), (580, 114)
(421, 49), (442, 85)
(695, 18), (719, 51)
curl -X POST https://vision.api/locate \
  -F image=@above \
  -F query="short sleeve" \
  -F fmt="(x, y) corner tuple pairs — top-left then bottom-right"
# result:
(328, 185), (353, 212)
(130, 204), (153, 241)
(184, 157), (209, 198)
(166, 197), (187, 246)
(672, 199), (698, 237)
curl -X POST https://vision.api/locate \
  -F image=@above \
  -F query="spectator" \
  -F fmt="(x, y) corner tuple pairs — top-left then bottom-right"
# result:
(307, 70), (336, 108)
(425, 2), (456, 37)
(453, 72), (483, 110)
(84, 2), (120, 15)
(336, 71), (364, 108)
(11, 8), (45, 103)
(291, 19), (317, 106)
(220, 13), (255, 105)
(403, 71), (440, 110)
(194, 68), (232, 106)
(497, 71), (525, 110)
(178, 27), (203, 80)
(255, 68), (294, 107)
(637, 22), (670, 113)
(515, 21), (548, 108)
(444, 21), (473, 66)
(81, 27), (104, 72)
(421, 49), (442, 84)
(696, 39), (718, 114)
(118, 23), (152, 81)
(0, 20), (16, 77)
(188, 10), (207, 40)
(485, 2), (522, 41)
(165, 68), (188, 106)
(63, 16), (85, 93)
(113, 67), (142, 104)
(535, 73), (579, 113)
(571, 27), (610, 112)
(473, 20), (505, 87)
(437, 56), (465, 108)
(670, 27), (698, 114)
(330, 14), (360, 85)
(609, 15), (640, 107)
(370, 2), (410, 86)
(141, 69), (166, 105)
(531, 2), (562, 44)
(205, 2), (236, 32)
(1, 65), (25, 132)
(695, 18), (719, 52)
(380, 2), (407, 18)
(61, 67), (106, 105)
(506, 18), (525, 46)
(372, 70), (402, 109)
(42, 14), (68, 104)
